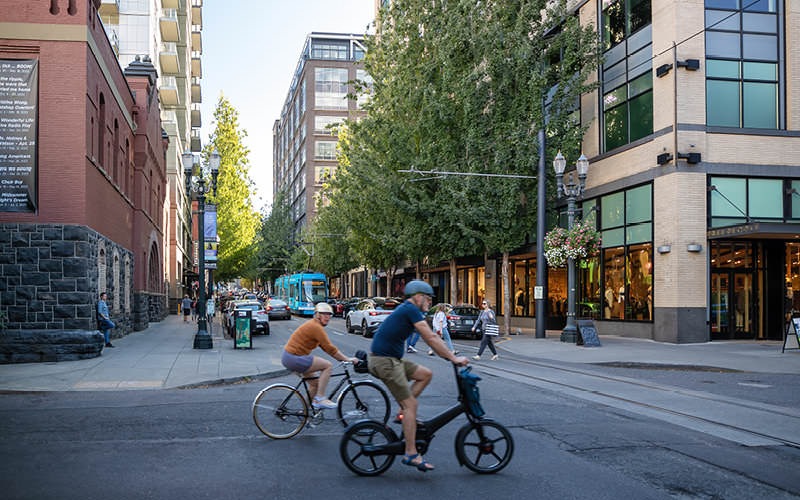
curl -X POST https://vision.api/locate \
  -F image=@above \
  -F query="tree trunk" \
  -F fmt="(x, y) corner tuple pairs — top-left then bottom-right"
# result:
(502, 251), (510, 335)
(450, 259), (457, 305)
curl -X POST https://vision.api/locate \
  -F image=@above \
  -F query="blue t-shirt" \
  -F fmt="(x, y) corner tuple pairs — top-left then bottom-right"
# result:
(371, 300), (425, 359)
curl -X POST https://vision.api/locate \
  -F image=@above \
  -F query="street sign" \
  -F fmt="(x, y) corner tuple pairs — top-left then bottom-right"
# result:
(534, 286), (543, 300)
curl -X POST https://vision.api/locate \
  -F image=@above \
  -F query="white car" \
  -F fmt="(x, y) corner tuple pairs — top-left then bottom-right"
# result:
(345, 297), (400, 338)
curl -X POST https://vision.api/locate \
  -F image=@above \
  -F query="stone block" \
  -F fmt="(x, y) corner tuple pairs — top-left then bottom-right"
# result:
(39, 259), (62, 272)
(63, 226), (90, 241)
(15, 286), (36, 300)
(51, 279), (76, 291)
(53, 304), (75, 319)
(0, 329), (104, 363)
(63, 258), (88, 277)
(59, 292), (92, 305)
(11, 233), (28, 247)
(43, 227), (63, 240)
(16, 247), (37, 264)
(51, 241), (74, 258)
(21, 272), (49, 286)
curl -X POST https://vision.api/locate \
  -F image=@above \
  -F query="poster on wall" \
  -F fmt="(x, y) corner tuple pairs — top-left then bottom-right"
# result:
(0, 59), (38, 212)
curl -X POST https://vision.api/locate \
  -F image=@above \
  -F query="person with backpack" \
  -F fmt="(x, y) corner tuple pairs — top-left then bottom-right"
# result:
(472, 299), (499, 361)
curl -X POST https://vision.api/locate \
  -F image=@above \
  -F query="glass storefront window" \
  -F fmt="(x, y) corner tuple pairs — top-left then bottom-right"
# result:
(603, 247), (626, 319)
(627, 243), (653, 320)
(748, 178), (782, 219)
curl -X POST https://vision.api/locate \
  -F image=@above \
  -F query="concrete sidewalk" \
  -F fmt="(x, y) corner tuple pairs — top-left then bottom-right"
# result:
(0, 313), (797, 392)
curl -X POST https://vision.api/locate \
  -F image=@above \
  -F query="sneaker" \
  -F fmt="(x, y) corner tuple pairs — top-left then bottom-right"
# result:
(452, 350), (459, 355)
(105, 343), (115, 348)
(312, 397), (337, 410)
(491, 354), (499, 361)
(428, 349), (434, 356)
(407, 346), (417, 353)
(472, 355), (481, 361)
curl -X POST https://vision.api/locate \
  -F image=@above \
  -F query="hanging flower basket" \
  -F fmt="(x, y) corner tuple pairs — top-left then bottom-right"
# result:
(543, 219), (601, 268)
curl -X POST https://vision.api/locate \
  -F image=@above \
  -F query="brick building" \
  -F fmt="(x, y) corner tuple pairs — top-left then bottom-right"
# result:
(0, 0), (168, 362)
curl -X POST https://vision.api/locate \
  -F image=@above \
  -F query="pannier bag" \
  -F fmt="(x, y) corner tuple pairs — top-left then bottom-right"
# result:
(458, 366), (485, 418)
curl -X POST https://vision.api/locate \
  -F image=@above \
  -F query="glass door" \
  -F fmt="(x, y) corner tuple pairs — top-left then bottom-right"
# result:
(710, 272), (729, 338)
(710, 270), (755, 340)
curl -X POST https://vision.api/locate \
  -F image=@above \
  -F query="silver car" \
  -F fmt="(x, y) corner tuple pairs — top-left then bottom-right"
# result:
(226, 300), (270, 335)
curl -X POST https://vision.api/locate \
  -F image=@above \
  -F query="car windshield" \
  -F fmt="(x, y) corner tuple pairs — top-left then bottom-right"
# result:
(451, 307), (479, 316)
(237, 304), (261, 311)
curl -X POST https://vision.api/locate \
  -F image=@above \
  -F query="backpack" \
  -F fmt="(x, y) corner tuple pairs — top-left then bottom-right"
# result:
(458, 366), (485, 418)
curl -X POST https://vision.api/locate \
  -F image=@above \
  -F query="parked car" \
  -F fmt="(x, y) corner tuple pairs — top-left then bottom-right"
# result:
(225, 300), (270, 335)
(427, 304), (482, 339)
(341, 297), (362, 317)
(345, 298), (399, 337)
(265, 298), (291, 320)
(326, 299), (345, 317)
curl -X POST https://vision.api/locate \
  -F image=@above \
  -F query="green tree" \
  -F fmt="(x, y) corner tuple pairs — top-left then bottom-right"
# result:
(205, 95), (260, 281)
(256, 189), (294, 282)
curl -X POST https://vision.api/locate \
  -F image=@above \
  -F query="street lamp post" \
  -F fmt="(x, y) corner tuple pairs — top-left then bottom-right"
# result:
(553, 151), (589, 343)
(183, 149), (220, 349)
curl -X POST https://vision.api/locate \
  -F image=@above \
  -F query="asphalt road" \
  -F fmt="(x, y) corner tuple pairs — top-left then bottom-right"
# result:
(1, 317), (798, 499)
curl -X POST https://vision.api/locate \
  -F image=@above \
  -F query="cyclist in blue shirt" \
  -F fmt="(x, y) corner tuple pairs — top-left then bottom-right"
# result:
(368, 280), (468, 472)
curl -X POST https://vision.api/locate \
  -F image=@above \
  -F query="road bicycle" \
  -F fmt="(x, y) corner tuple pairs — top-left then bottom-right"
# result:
(252, 360), (390, 439)
(339, 363), (514, 476)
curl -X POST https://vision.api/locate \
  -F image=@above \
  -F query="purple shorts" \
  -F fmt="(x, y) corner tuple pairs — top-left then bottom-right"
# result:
(282, 350), (313, 373)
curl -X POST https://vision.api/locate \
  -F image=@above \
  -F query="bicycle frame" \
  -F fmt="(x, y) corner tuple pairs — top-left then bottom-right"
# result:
(363, 364), (477, 457)
(294, 362), (356, 405)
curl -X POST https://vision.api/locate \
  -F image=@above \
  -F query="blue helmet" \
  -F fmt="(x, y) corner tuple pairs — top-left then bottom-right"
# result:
(404, 280), (433, 297)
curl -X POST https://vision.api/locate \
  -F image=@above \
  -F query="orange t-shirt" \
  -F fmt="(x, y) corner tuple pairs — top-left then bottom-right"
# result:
(284, 319), (338, 357)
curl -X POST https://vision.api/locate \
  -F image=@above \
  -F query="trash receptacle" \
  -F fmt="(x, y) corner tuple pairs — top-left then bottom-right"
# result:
(234, 309), (253, 349)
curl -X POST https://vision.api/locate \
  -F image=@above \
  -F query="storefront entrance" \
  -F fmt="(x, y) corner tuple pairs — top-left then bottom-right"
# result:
(710, 269), (755, 340)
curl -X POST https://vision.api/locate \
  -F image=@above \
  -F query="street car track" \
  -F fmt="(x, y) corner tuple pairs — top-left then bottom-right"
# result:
(473, 351), (800, 449)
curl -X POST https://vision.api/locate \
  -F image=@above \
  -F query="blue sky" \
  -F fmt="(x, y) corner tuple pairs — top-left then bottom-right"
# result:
(200, 0), (376, 211)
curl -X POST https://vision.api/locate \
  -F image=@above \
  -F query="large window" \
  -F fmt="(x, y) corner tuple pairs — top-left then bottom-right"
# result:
(705, 0), (781, 128)
(315, 140), (337, 160)
(315, 116), (343, 134)
(709, 176), (798, 227)
(601, 1), (652, 151)
(315, 68), (349, 109)
(597, 184), (653, 321)
(311, 42), (348, 60)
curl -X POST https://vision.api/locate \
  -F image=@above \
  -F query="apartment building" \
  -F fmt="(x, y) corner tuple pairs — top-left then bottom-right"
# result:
(272, 32), (368, 240)
(99, 0), (203, 312)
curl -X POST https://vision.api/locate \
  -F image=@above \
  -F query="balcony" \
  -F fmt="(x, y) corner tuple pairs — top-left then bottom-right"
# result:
(159, 8), (179, 42)
(159, 42), (179, 74)
(191, 0), (203, 28)
(191, 24), (202, 53)
(159, 76), (179, 105)
(191, 76), (201, 103)
(191, 51), (202, 78)
(190, 129), (201, 152)
(191, 103), (201, 128)
(161, 0), (178, 7)
(99, 0), (119, 17)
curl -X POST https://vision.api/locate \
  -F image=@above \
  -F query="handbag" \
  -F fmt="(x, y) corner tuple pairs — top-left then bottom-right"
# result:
(483, 324), (499, 336)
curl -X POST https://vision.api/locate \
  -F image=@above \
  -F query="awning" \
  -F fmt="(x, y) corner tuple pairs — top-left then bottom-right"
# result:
(707, 222), (800, 240)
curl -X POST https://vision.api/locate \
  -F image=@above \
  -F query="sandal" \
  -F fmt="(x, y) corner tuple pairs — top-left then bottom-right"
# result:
(401, 453), (435, 472)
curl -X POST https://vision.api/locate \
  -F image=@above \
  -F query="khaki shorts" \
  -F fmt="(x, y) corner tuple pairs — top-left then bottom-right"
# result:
(367, 355), (419, 402)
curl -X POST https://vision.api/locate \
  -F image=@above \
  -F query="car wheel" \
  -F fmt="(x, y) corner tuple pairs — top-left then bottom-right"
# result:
(346, 317), (354, 333)
(361, 320), (370, 338)
(264, 324), (270, 335)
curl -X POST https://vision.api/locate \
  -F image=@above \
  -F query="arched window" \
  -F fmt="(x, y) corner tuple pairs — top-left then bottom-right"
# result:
(113, 251), (120, 311)
(113, 119), (119, 184)
(97, 242), (107, 294)
(124, 255), (131, 312)
(148, 242), (160, 293)
(97, 94), (105, 167)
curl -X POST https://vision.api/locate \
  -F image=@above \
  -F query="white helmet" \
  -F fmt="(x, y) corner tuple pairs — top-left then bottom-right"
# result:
(314, 302), (334, 314)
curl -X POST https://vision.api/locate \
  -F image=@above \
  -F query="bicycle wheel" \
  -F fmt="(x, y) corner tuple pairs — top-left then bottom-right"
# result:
(454, 419), (514, 474)
(252, 384), (309, 439)
(340, 420), (397, 476)
(337, 381), (390, 426)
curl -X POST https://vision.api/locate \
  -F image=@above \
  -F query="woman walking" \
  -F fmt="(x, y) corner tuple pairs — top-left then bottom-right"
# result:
(471, 300), (498, 361)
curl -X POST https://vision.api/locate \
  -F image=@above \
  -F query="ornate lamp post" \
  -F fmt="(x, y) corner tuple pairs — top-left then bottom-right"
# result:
(183, 149), (220, 349)
(553, 151), (589, 343)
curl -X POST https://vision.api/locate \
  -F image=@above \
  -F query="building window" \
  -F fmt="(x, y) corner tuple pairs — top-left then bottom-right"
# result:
(311, 42), (348, 60)
(709, 176), (797, 227)
(601, 0), (652, 151)
(705, 0), (781, 129)
(315, 67), (349, 109)
(356, 69), (373, 109)
(596, 183), (653, 321)
(315, 116), (343, 134)
(315, 140), (338, 160)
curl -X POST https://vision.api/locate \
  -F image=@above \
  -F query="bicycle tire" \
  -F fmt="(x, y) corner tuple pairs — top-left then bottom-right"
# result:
(337, 381), (390, 426)
(340, 420), (397, 476)
(454, 419), (514, 474)
(252, 384), (309, 439)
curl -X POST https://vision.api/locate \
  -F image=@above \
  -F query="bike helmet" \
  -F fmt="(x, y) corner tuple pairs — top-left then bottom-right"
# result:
(314, 302), (334, 314)
(404, 280), (434, 298)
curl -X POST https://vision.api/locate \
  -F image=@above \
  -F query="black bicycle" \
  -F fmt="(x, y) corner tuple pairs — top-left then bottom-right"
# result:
(252, 360), (390, 439)
(339, 363), (514, 475)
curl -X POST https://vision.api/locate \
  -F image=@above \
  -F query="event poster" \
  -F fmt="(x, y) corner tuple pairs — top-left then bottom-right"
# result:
(0, 59), (38, 212)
